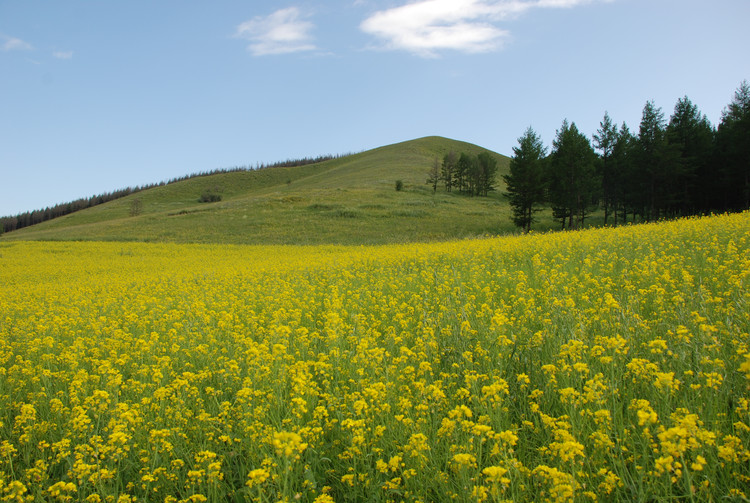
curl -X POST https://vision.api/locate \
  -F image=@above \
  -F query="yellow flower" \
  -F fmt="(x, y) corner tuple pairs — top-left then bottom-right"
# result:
(498, 430), (518, 447)
(691, 455), (706, 471)
(404, 433), (431, 462)
(739, 353), (750, 379)
(483, 465), (510, 486)
(246, 468), (270, 488)
(2, 481), (30, 503)
(272, 431), (308, 458)
(341, 474), (355, 486)
(313, 495), (335, 503)
(654, 455), (674, 476)
(46, 481), (76, 501)
(451, 453), (477, 470)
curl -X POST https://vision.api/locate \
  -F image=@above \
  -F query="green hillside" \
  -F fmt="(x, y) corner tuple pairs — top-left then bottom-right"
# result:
(0, 136), (540, 245)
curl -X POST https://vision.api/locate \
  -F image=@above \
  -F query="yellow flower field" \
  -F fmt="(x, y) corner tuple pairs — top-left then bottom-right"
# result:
(1, 212), (749, 502)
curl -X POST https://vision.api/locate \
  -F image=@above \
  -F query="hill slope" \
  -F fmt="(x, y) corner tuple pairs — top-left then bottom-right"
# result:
(2, 137), (518, 245)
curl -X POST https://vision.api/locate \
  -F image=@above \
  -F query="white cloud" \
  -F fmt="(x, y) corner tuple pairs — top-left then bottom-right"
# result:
(1, 35), (32, 52)
(235, 7), (316, 56)
(53, 50), (73, 60)
(360, 0), (609, 57)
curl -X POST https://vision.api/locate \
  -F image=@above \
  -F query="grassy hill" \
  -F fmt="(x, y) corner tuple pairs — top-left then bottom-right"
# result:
(1, 136), (561, 245)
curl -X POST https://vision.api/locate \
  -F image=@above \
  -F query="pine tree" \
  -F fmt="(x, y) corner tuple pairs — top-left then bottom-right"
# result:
(666, 96), (714, 214)
(611, 123), (638, 224)
(637, 100), (681, 220)
(504, 127), (547, 232)
(716, 80), (750, 210)
(547, 120), (599, 229)
(593, 112), (619, 224)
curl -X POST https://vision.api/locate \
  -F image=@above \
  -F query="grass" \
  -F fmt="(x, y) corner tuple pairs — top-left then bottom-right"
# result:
(1, 136), (534, 245)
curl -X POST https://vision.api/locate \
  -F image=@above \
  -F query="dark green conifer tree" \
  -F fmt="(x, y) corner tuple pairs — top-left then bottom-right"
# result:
(666, 96), (714, 214)
(593, 112), (619, 224)
(611, 123), (638, 224)
(715, 80), (750, 210)
(547, 120), (599, 229)
(637, 100), (680, 220)
(504, 127), (547, 232)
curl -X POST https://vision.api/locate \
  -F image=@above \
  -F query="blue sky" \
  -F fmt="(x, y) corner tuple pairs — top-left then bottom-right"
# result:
(1, 0), (748, 217)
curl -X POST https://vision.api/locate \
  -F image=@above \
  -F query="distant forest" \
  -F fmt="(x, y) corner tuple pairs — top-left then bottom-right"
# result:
(494, 80), (750, 232)
(1, 154), (346, 234)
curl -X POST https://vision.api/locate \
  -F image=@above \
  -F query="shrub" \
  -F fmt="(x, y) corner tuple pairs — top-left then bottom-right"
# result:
(199, 192), (222, 203)
(395, 180), (404, 191)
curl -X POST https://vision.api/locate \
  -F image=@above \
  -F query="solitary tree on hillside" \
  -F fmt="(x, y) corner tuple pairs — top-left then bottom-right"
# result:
(504, 127), (547, 232)
(129, 198), (143, 217)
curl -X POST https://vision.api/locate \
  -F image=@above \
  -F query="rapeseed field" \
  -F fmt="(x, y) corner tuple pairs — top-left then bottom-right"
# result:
(1, 212), (749, 502)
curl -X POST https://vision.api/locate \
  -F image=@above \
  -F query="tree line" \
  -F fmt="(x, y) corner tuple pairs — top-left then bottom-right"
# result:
(504, 81), (750, 232)
(427, 150), (499, 196)
(1, 153), (348, 234)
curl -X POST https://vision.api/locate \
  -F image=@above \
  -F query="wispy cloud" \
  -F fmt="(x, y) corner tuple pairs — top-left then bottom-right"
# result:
(1, 35), (32, 52)
(53, 50), (73, 60)
(360, 0), (608, 57)
(235, 7), (316, 56)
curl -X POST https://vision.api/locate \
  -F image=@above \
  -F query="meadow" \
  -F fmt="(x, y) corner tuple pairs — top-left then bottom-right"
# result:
(1, 212), (749, 502)
(0, 137), (517, 245)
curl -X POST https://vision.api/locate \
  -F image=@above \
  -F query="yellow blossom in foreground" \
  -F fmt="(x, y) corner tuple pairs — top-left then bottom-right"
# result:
(272, 431), (308, 458)
(452, 453), (477, 470)
(483, 465), (510, 486)
(246, 469), (270, 488)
